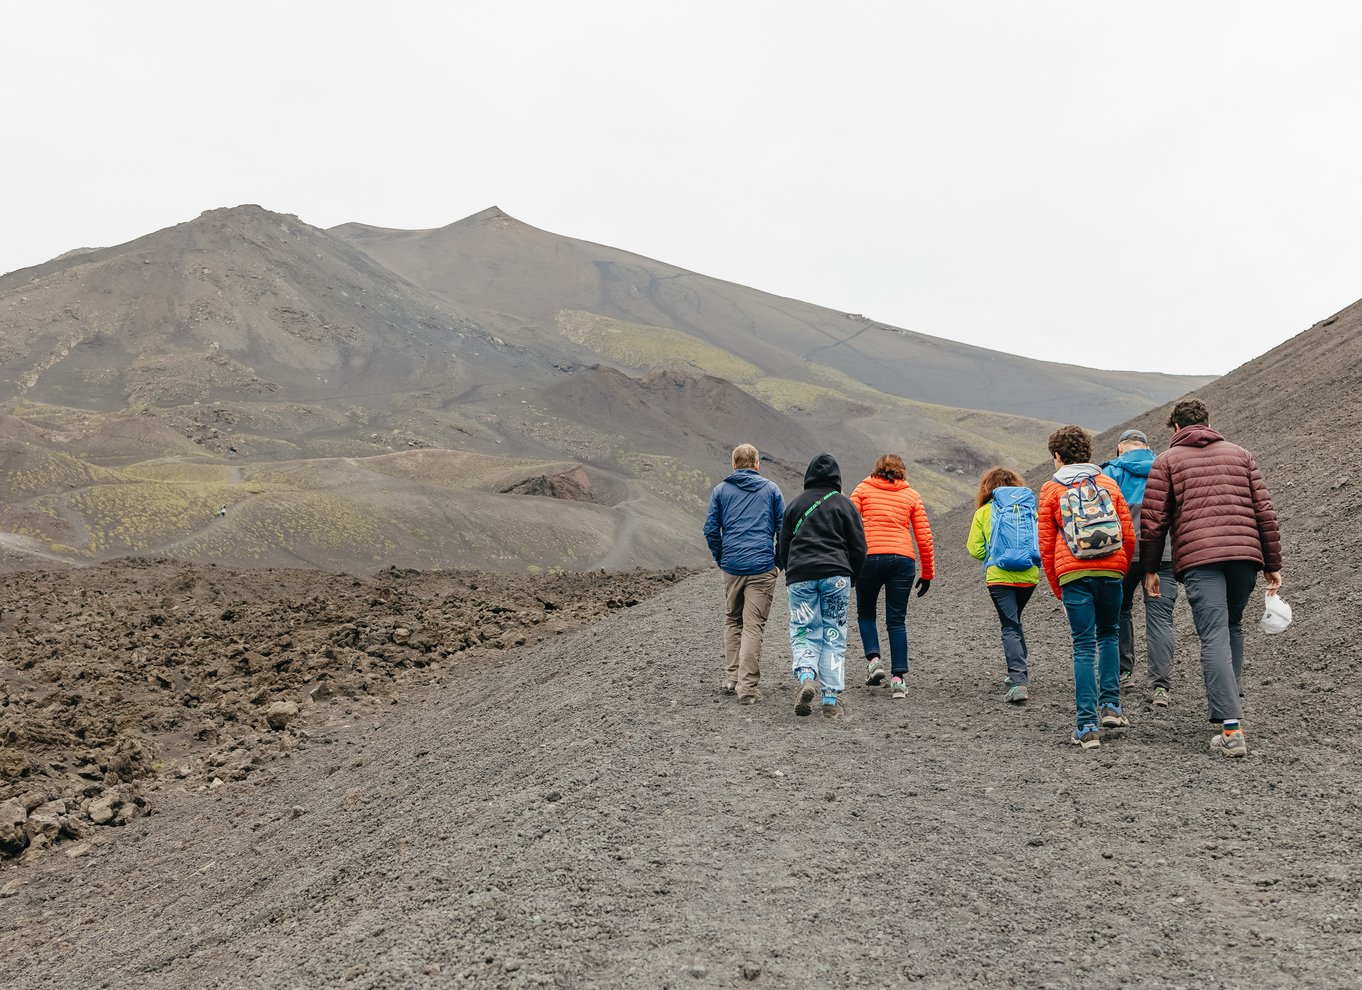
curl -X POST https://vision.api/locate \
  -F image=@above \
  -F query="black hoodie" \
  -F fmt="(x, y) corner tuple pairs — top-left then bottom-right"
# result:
(779, 453), (867, 584)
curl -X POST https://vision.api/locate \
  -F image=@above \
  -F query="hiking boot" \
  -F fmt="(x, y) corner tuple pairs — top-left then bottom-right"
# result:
(1119, 671), (1135, 689)
(865, 655), (886, 686)
(722, 680), (738, 695)
(1210, 729), (1248, 758)
(738, 693), (759, 706)
(1152, 687), (1170, 708)
(794, 678), (818, 716)
(822, 696), (843, 719)
(1070, 724), (1101, 749)
(1099, 705), (1130, 728)
(890, 676), (906, 699)
(1004, 683), (1029, 705)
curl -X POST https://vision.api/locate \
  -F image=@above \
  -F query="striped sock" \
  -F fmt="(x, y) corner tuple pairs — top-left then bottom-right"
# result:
(1223, 719), (1241, 734)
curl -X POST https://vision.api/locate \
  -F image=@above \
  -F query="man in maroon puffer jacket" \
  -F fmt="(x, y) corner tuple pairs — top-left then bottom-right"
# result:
(1140, 399), (1283, 758)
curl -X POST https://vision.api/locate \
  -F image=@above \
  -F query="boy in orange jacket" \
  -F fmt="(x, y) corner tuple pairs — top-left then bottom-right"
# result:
(1038, 426), (1135, 749)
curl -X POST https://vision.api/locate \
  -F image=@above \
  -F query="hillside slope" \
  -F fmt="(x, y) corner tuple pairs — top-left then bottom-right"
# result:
(332, 207), (1212, 427)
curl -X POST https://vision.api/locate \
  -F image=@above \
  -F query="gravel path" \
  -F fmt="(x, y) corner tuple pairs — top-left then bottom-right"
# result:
(3, 556), (1358, 988)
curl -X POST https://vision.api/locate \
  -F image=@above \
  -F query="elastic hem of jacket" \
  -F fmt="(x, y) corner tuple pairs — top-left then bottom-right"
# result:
(1059, 568), (1123, 585)
(783, 567), (854, 585)
(720, 563), (778, 577)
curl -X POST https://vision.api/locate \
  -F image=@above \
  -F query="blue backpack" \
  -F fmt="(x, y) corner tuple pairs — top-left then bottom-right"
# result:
(986, 486), (1040, 572)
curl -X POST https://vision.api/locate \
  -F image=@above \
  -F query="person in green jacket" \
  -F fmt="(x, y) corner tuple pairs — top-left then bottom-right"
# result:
(967, 467), (1041, 704)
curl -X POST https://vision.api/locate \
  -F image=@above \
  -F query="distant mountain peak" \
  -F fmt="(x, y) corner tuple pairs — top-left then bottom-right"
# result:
(193, 204), (302, 229)
(451, 206), (523, 230)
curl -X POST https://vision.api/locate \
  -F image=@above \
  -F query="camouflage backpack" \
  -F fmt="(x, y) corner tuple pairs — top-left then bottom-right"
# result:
(1057, 476), (1123, 559)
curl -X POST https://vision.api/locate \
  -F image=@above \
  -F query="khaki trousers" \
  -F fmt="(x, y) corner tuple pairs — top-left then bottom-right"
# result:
(722, 568), (778, 697)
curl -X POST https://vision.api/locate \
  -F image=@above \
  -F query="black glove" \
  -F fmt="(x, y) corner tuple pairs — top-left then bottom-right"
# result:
(915, 578), (931, 597)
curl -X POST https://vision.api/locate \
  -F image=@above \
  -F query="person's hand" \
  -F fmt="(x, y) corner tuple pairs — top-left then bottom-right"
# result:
(1264, 570), (1283, 595)
(915, 578), (931, 597)
(1144, 571), (1161, 598)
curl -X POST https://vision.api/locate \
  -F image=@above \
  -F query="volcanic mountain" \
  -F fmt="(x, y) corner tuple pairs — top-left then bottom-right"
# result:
(0, 204), (1204, 573)
(332, 206), (1210, 426)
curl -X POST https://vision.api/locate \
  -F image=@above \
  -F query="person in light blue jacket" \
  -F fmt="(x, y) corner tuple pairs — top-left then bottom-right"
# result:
(703, 443), (785, 704)
(1101, 429), (1178, 706)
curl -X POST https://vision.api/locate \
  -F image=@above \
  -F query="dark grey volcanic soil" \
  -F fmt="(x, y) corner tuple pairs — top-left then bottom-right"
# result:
(1, 561), (1357, 988)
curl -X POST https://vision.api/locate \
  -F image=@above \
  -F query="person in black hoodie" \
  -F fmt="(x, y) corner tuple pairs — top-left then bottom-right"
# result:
(779, 453), (868, 718)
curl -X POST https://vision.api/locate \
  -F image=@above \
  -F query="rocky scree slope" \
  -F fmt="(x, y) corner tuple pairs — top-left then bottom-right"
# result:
(0, 561), (691, 862)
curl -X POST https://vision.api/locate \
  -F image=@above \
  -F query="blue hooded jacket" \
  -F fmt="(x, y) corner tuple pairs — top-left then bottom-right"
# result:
(704, 469), (785, 575)
(1100, 446), (1169, 563)
(1100, 447), (1154, 506)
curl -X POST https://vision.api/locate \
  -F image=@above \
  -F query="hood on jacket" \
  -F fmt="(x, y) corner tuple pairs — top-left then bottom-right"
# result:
(723, 468), (770, 491)
(1102, 448), (1154, 478)
(1052, 462), (1101, 485)
(1170, 425), (1225, 449)
(803, 453), (842, 491)
(863, 474), (909, 492)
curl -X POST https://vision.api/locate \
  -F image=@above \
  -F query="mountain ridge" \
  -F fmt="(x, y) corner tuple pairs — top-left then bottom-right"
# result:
(0, 203), (1209, 572)
(331, 205), (1214, 423)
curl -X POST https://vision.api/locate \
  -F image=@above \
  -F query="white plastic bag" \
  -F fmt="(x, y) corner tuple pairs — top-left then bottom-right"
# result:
(1259, 592), (1293, 634)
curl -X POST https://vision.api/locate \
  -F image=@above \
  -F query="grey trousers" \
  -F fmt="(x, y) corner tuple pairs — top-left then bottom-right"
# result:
(722, 569), (777, 697)
(1182, 561), (1259, 723)
(1119, 561), (1177, 689)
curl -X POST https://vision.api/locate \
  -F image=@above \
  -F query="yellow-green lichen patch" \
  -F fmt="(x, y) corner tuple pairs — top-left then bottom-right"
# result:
(0, 447), (123, 500)
(121, 460), (235, 484)
(557, 311), (762, 382)
(742, 378), (853, 414)
(59, 482), (242, 556)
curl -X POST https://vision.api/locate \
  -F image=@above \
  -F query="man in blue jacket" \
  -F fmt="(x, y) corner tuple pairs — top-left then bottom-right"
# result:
(704, 443), (785, 704)
(1101, 428), (1178, 707)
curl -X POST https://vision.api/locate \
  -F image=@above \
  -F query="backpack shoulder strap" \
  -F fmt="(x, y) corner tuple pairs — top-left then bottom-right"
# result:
(793, 491), (835, 538)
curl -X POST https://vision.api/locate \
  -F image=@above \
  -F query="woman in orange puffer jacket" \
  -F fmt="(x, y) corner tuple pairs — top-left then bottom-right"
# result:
(849, 454), (935, 698)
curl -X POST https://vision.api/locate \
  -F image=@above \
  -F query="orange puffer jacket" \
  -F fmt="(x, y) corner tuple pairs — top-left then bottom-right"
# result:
(1038, 465), (1135, 599)
(849, 475), (935, 580)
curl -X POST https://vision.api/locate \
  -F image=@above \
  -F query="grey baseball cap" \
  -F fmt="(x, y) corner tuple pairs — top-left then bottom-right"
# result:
(1118, 429), (1149, 444)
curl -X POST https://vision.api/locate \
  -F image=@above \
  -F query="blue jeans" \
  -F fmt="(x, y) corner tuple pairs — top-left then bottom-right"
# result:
(856, 554), (915, 675)
(1061, 576), (1123, 729)
(987, 584), (1035, 685)
(788, 576), (851, 693)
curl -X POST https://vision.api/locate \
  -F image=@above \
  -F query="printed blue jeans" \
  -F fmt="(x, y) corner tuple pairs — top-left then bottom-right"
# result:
(1061, 575), (1123, 730)
(787, 576), (851, 693)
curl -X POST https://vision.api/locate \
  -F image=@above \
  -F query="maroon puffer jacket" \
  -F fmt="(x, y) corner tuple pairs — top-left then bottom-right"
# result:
(1140, 425), (1282, 576)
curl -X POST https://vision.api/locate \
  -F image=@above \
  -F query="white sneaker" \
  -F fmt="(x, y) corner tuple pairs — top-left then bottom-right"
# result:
(1210, 729), (1248, 758)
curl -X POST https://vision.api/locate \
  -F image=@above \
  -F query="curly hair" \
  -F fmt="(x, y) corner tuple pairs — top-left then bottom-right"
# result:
(975, 467), (1026, 508)
(1047, 425), (1092, 466)
(1167, 398), (1209, 430)
(872, 453), (907, 482)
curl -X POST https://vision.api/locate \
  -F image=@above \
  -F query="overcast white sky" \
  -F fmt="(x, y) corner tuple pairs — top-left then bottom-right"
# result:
(4, 1), (1360, 375)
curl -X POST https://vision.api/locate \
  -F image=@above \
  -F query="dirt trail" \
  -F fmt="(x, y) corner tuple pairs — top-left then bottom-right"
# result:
(0, 533), (74, 566)
(1, 563), (1356, 989)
